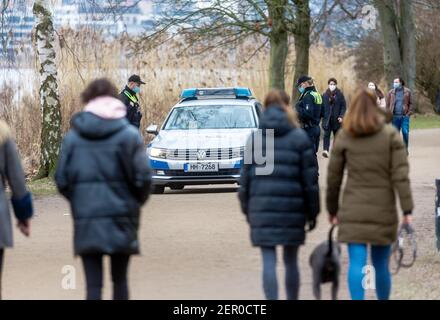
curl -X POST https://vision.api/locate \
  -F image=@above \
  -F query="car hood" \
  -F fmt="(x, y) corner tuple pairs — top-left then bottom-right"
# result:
(150, 128), (255, 149)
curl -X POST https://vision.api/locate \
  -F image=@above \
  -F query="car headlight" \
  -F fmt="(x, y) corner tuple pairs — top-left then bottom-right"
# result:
(150, 147), (167, 159)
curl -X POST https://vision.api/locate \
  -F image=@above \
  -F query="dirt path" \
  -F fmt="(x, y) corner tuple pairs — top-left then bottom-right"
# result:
(3, 128), (440, 300)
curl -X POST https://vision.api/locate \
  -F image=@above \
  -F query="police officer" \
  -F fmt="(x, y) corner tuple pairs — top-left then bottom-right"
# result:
(120, 74), (145, 129)
(295, 75), (322, 154)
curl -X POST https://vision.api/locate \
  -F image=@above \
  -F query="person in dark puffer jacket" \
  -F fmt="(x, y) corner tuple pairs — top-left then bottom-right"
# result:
(55, 78), (151, 300)
(238, 90), (320, 300)
(0, 120), (33, 299)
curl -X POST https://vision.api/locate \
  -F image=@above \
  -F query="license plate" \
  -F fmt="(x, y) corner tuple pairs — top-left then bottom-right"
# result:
(184, 162), (219, 172)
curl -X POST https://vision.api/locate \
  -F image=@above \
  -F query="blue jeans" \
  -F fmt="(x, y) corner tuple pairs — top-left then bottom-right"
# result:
(347, 244), (391, 300)
(260, 246), (300, 300)
(392, 115), (409, 148)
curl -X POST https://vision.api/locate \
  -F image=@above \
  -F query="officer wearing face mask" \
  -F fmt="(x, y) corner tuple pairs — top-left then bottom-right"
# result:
(295, 76), (322, 155)
(120, 74), (145, 129)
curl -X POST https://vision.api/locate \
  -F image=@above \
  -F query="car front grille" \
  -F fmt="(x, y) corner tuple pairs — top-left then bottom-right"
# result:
(164, 147), (244, 161)
(162, 168), (240, 177)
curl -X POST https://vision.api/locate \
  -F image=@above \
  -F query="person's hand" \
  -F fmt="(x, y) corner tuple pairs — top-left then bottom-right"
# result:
(329, 214), (338, 225)
(402, 214), (412, 226)
(17, 219), (30, 237)
(337, 117), (343, 123)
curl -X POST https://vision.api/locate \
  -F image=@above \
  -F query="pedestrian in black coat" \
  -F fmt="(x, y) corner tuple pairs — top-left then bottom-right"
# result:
(239, 90), (320, 300)
(321, 78), (346, 158)
(55, 78), (151, 300)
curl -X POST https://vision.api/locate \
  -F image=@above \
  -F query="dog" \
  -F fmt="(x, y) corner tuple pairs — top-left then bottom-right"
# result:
(309, 225), (341, 300)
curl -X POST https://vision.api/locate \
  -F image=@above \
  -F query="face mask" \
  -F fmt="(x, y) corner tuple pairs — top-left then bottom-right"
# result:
(393, 83), (400, 89)
(329, 84), (336, 91)
(133, 86), (140, 94)
(298, 87), (305, 94)
(368, 85), (376, 90)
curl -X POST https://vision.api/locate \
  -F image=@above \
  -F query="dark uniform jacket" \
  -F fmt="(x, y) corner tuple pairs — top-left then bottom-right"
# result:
(295, 86), (322, 128)
(120, 86), (142, 128)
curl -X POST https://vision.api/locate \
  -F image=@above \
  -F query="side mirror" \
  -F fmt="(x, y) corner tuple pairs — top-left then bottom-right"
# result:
(146, 124), (159, 135)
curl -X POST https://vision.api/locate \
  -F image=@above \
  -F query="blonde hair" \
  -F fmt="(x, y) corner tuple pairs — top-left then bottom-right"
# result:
(264, 90), (299, 127)
(343, 89), (383, 137)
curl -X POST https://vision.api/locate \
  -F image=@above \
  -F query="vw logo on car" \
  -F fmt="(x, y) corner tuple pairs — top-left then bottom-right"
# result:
(196, 149), (207, 160)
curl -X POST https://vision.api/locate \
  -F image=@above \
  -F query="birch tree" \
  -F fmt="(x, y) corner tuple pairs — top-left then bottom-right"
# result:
(33, 0), (62, 178)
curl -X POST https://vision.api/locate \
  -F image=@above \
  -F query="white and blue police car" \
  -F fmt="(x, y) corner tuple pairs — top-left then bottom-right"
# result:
(146, 87), (262, 194)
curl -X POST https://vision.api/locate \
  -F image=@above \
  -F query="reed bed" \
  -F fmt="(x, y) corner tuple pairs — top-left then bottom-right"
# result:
(0, 29), (357, 174)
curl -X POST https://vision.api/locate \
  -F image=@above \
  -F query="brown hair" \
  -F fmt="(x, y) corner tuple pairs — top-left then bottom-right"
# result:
(264, 90), (298, 127)
(371, 82), (385, 99)
(343, 89), (383, 137)
(81, 78), (119, 104)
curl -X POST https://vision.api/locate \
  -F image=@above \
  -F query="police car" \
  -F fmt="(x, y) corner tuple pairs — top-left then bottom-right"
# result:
(146, 87), (262, 194)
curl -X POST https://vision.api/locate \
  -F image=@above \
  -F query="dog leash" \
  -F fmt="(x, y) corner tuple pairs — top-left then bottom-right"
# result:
(390, 223), (417, 275)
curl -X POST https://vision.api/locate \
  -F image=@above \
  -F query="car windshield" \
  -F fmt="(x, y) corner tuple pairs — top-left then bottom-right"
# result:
(163, 105), (256, 130)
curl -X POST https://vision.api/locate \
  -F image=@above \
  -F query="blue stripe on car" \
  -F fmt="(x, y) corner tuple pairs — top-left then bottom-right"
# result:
(233, 161), (242, 169)
(150, 159), (170, 169)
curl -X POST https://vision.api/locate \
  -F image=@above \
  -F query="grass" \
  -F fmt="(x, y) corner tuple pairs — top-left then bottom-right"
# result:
(411, 114), (440, 130)
(27, 178), (57, 197)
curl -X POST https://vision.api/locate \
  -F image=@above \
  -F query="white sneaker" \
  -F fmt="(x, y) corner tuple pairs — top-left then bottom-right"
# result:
(322, 150), (329, 158)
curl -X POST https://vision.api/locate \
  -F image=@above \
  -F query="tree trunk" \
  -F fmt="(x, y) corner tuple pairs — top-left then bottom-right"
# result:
(268, 0), (288, 90)
(292, 0), (310, 101)
(33, 0), (62, 179)
(269, 32), (288, 90)
(375, 0), (402, 89)
(400, 0), (417, 110)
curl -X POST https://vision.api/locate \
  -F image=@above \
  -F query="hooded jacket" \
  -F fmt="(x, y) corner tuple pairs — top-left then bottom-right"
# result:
(326, 121), (414, 245)
(55, 97), (151, 255)
(0, 121), (33, 249)
(238, 106), (320, 247)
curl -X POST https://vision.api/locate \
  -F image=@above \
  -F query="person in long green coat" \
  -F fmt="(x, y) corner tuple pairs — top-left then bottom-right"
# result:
(326, 89), (414, 300)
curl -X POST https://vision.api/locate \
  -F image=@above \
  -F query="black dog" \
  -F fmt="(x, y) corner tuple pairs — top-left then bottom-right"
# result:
(309, 225), (341, 300)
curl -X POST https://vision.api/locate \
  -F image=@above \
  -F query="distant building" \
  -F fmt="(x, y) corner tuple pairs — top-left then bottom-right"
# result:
(1, 0), (189, 61)
(0, 12), (34, 62)
(54, 1), (155, 36)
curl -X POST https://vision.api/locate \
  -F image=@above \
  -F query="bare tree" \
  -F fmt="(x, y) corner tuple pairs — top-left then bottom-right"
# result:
(134, 0), (319, 91)
(291, 0), (309, 98)
(33, 0), (62, 178)
(374, 0), (416, 95)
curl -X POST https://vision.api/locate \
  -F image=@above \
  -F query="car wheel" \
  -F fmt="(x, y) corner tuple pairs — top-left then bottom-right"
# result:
(170, 184), (184, 190)
(152, 185), (165, 194)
